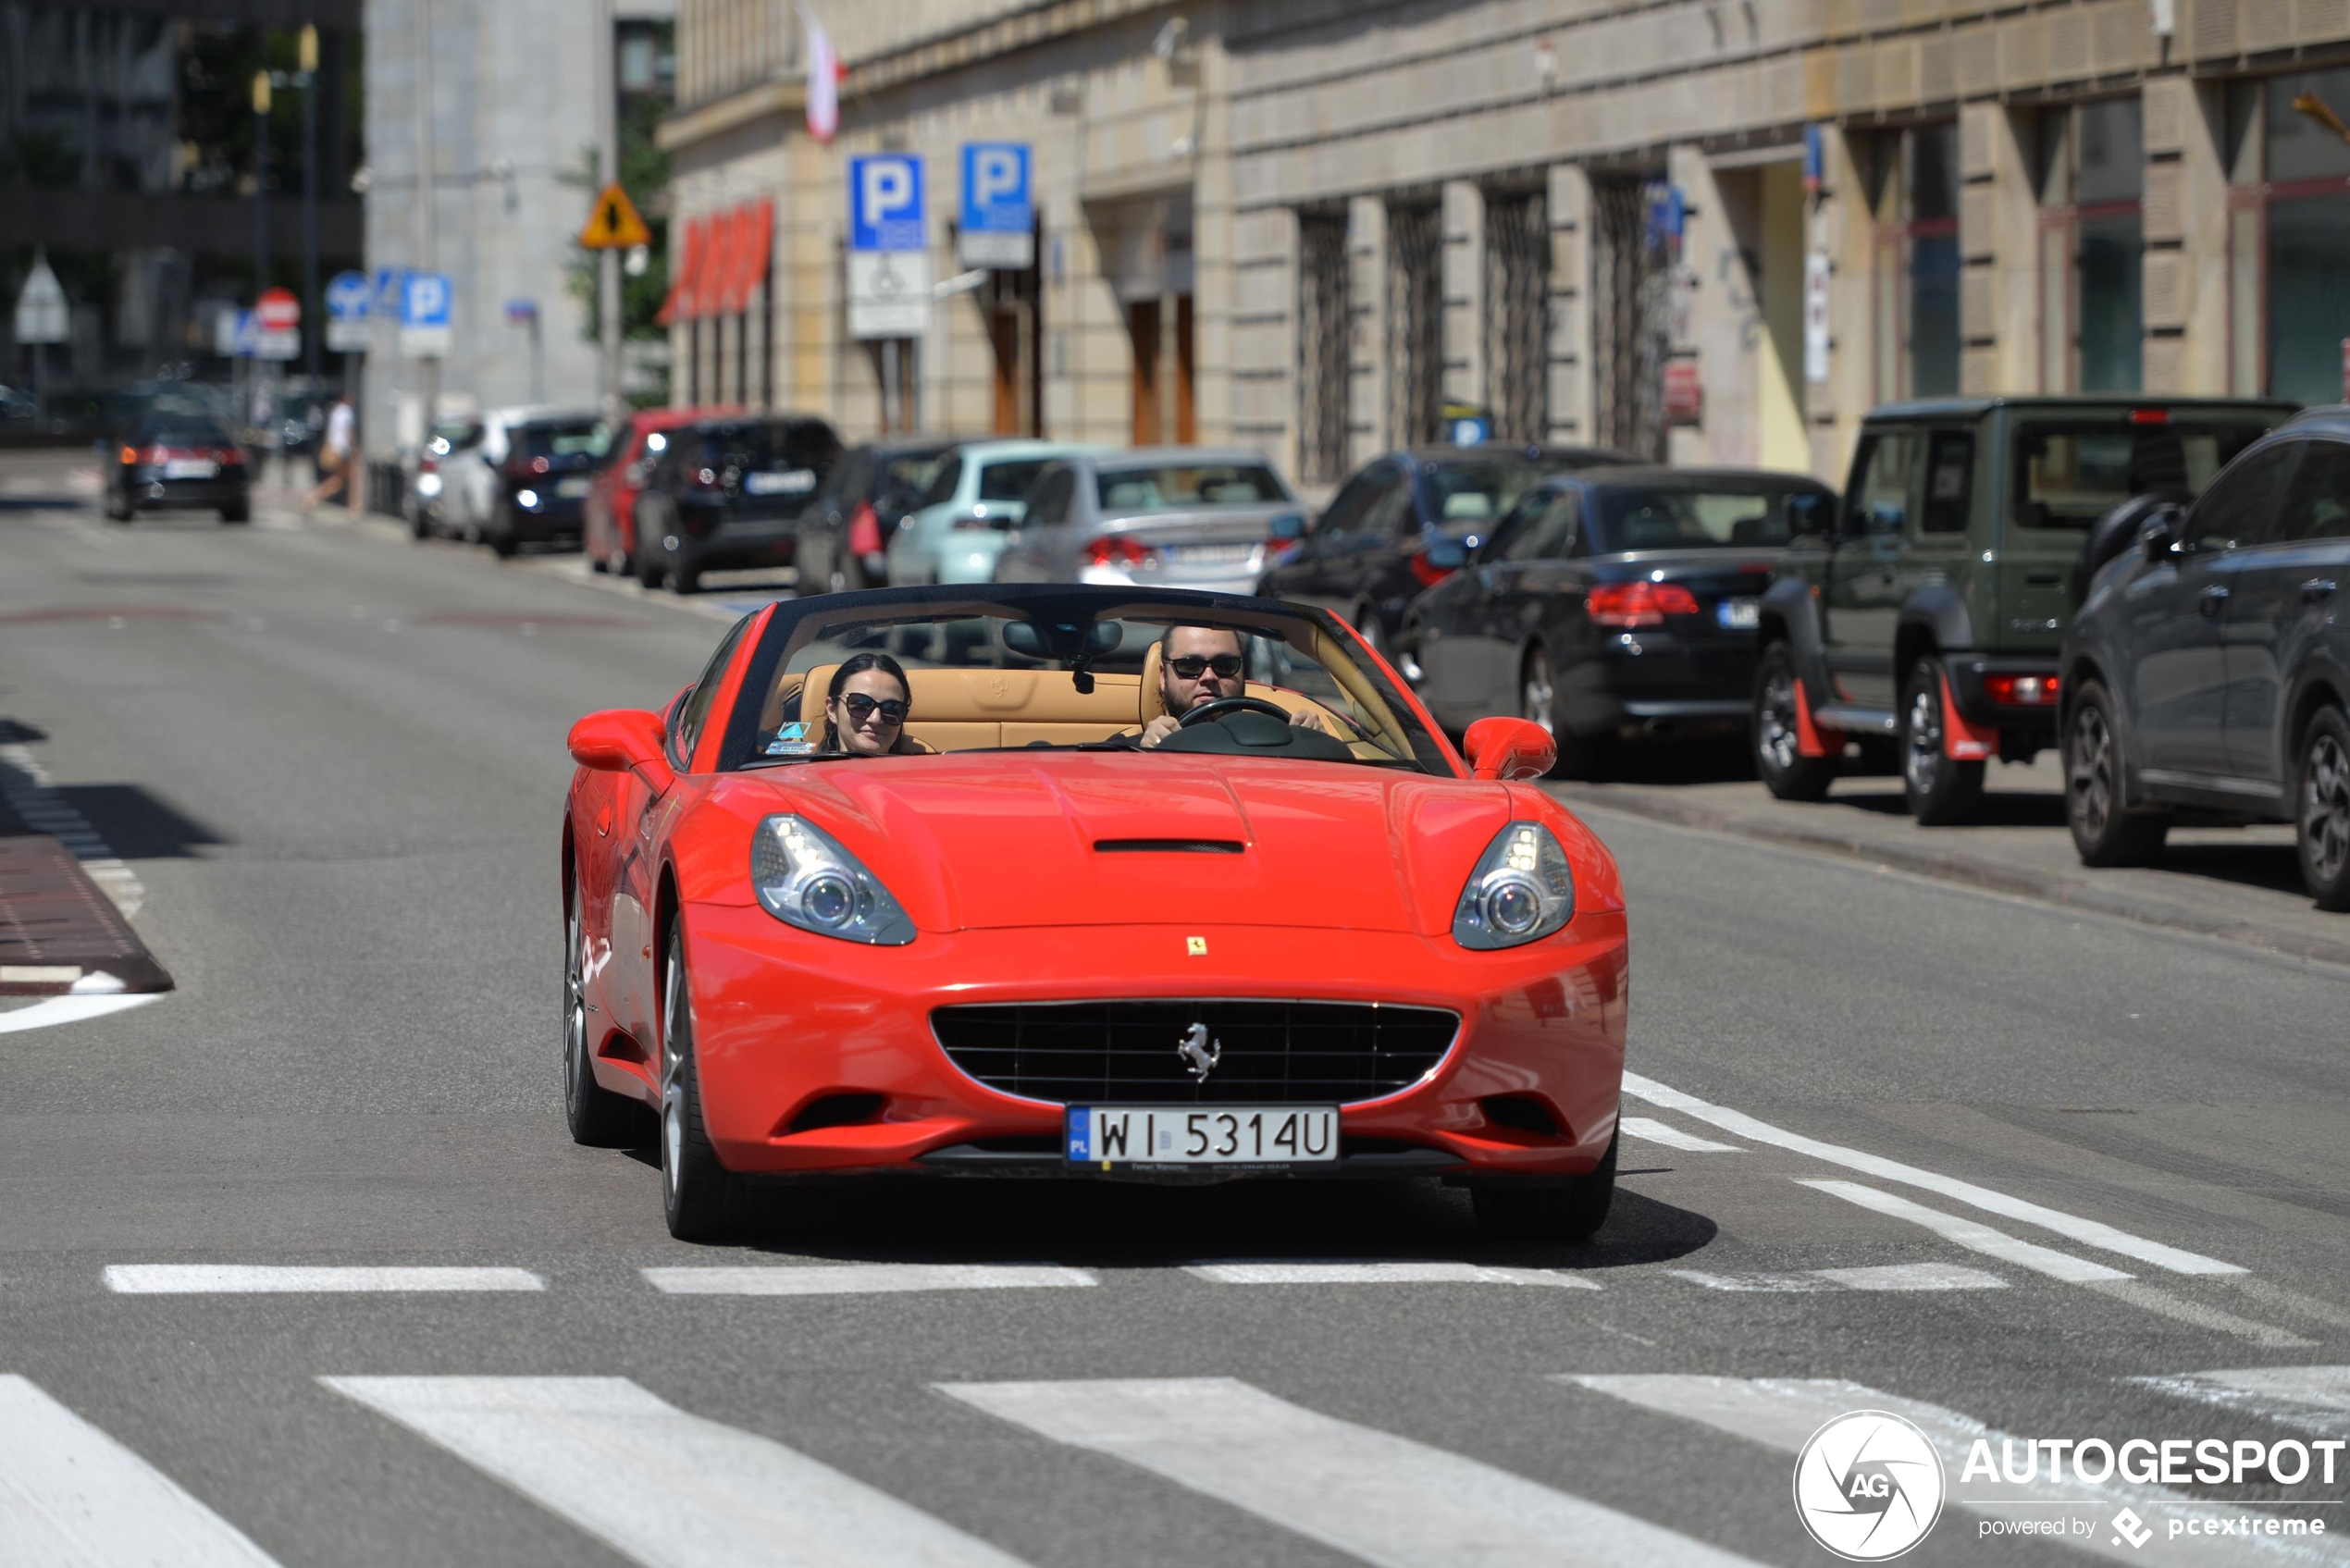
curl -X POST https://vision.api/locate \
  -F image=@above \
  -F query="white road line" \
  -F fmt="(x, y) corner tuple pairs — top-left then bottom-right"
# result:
(104, 1265), (545, 1294)
(1184, 1261), (1600, 1290)
(1668, 1270), (1830, 1292)
(1670, 1263), (2007, 1293)
(0, 1374), (283, 1566)
(323, 1376), (1030, 1568)
(2134, 1366), (2350, 1439)
(642, 1264), (1095, 1296)
(1623, 1070), (2243, 1276)
(0, 994), (164, 1034)
(1565, 1375), (2350, 1567)
(1621, 1116), (1744, 1153)
(939, 1376), (1763, 1568)
(1796, 1179), (2134, 1282)
(2083, 1280), (2314, 1349)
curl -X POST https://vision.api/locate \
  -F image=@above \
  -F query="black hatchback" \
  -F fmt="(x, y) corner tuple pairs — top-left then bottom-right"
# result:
(105, 413), (250, 524)
(1255, 444), (1629, 661)
(632, 415), (844, 594)
(2061, 407), (2350, 908)
(1405, 468), (1836, 774)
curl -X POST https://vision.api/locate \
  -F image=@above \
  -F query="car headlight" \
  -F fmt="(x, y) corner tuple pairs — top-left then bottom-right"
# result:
(415, 473), (442, 498)
(517, 488), (540, 509)
(1452, 821), (1575, 950)
(750, 814), (915, 945)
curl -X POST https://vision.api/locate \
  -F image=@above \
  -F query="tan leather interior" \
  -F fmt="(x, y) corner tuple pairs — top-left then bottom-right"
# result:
(761, 654), (1345, 753)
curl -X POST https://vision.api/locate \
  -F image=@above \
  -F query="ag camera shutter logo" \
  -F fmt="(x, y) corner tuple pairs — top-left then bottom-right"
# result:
(1793, 1410), (1947, 1561)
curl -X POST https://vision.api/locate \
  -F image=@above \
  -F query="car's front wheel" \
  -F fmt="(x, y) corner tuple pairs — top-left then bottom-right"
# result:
(563, 874), (641, 1146)
(1900, 655), (1985, 824)
(487, 501), (520, 558)
(2296, 706), (2350, 911)
(2065, 680), (2168, 866)
(1752, 642), (1836, 801)
(660, 915), (746, 1241)
(1470, 1132), (1616, 1242)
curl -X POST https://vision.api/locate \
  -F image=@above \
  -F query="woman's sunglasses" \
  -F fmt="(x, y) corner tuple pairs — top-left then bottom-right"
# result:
(840, 694), (909, 724)
(1168, 655), (1243, 680)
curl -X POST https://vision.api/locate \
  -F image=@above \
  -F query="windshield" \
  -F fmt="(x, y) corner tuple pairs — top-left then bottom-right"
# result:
(1594, 485), (1826, 549)
(1421, 460), (1546, 527)
(722, 588), (1449, 774)
(513, 419), (609, 460)
(1095, 464), (1288, 512)
(2014, 420), (2275, 530)
(876, 451), (946, 512)
(979, 459), (1052, 502)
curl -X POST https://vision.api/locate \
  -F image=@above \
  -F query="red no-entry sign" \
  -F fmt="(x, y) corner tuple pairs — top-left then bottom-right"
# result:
(256, 287), (301, 330)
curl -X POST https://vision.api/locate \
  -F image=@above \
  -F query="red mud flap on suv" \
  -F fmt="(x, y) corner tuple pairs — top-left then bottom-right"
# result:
(1940, 672), (1997, 762)
(1794, 680), (1842, 759)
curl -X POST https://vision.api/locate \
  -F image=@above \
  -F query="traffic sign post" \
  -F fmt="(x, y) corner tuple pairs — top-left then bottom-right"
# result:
(959, 143), (1034, 271)
(848, 154), (933, 342)
(254, 286), (301, 361)
(578, 183), (652, 251)
(400, 271), (452, 359)
(12, 251), (67, 401)
(325, 270), (372, 353)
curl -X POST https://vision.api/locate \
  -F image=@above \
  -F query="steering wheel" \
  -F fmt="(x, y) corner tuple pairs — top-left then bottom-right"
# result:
(1178, 696), (1292, 729)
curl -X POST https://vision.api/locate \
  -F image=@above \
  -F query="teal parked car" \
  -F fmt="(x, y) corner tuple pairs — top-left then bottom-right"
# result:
(886, 438), (1108, 585)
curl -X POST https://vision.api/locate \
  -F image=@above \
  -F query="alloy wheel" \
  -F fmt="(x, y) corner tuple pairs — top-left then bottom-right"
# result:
(1904, 685), (1943, 795)
(1521, 652), (1556, 736)
(661, 945), (686, 1203)
(1758, 667), (1800, 773)
(2305, 733), (2350, 887)
(2070, 705), (2116, 841)
(563, 889), (588, 1123)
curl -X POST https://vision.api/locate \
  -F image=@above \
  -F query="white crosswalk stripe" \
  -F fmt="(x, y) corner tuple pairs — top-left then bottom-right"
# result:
(1796, 1179), (2134, 1282)
(642, 1264), (1095, 1296)
(938, 1376), (1766, 1567)
(2134, 1365), (2350, 1439)
(0, 1374), (283, 1567)
(105, 1266), (545, 1294)
(1184, 1261), (1599, 1289)
(1565, 1374), (2350, 1565)
(1671, 1262), (2008, 1293)
(321, 1376), (1032, 1568)
(1620, 1116), (1744, 1153)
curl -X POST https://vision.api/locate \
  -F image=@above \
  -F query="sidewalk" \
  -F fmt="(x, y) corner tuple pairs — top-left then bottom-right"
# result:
(1550, 749), (2350, 970)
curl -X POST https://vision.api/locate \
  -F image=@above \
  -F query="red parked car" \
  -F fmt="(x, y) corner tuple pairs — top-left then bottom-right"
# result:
(561, 584), (1626, 1242)
(585, 407), (734, 577)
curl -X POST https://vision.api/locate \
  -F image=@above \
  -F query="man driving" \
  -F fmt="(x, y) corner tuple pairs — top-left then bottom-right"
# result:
(1137, 624), (1334, 748)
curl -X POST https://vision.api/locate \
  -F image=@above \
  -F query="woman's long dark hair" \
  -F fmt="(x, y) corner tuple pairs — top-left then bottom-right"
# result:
(818, 650), (912, 753)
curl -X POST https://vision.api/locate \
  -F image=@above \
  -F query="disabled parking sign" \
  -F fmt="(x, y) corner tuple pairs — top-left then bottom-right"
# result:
(848, 154), (931, 340)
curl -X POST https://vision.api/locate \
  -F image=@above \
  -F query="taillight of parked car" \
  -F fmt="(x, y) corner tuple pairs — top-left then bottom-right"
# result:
(118, 445), (138, 465)
(1984, 673), (2060, 706)
(847, 500), (884, 555)
(1587, 581), (1701, 627)
(1087, 536), (1158, 568)
(217, 448), (244, 466)
(1409, 549), (1456, 587)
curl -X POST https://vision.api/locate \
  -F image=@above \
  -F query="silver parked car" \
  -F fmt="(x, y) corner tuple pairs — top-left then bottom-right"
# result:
(990, 447), (1306, 593)
(885, 438), (1106, 586)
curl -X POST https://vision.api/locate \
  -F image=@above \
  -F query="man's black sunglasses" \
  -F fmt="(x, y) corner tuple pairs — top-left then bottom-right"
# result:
(840, 694), (909, 724)
(1168, 655), (1243, 680)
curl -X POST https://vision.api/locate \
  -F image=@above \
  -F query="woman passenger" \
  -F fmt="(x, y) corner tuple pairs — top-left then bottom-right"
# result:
(818, 651), (923, 757)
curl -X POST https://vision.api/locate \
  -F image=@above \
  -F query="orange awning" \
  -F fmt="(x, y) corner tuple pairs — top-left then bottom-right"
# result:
(656, 216), (707, 327)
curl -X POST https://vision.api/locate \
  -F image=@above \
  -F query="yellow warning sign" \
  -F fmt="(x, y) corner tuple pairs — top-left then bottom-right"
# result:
(578, 182), (652, 250)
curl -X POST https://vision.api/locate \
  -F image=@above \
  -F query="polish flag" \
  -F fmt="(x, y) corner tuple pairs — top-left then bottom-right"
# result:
(801, 5), (842, 143)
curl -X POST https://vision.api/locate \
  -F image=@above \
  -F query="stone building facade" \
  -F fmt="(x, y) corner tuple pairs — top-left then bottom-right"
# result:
(661, 0), (2350, 487)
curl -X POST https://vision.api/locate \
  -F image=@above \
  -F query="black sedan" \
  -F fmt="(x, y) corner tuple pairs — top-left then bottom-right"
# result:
(480, 410), (611, 558)
(633, 414), (844, 594)
(791, 435), (956, 594)
(1403, 468), (1837, 775)
(1255, 444), (1629, 660)
(104, 414), (250, 524)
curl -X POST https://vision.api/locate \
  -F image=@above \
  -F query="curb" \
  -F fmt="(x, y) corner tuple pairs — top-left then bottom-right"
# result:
(1552, 784), (2350, 972)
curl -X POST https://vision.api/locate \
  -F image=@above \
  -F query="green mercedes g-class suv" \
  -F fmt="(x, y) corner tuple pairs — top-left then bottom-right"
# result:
(1752, 396), (2290, 823)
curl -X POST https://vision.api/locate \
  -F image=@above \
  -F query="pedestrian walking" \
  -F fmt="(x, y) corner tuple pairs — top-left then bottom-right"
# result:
(303, 391), (360, 515)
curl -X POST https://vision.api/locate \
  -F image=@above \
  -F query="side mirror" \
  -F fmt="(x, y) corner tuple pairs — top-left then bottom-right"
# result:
(1423, 538), (1470, 574)
(1463, 716), (1557, 782)
(568, 709), (673, 787)
(1269, 512), (1307, 541)
(2140, 512), (2182, 562)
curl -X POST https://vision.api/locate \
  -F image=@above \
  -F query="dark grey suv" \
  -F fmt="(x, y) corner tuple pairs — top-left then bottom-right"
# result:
(2060, 407), (2350, 908)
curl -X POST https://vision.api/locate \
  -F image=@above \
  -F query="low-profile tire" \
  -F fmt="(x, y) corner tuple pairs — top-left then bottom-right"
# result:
(105, 487), (132, 523)
(409, 503), (431, 540)
(2065, 680), (2169, 867)
(2295, 706), (2350, 911)
(1521, 646), (1605, 781)
(218, 501), (249, 524)
(1350, 602), (1387, 661)
(487, 502), (520, 558)
(1751, 641), (1837, 801)
(563, 874), (641, 1147)
(667, 548), (701, 595)
(635, 510), (669, 589)
(659, 915), (748, 1241)
(1471, 1133), (1616, 1242)
(1900, 655), (1985, 825)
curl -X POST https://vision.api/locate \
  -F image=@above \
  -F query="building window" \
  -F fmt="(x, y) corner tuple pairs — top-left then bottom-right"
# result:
(1386, 201), (1441, 447)
(1484, 190), (1550, 445)
(1295, 210), (1351, 485)
(1870, 125), (1960, 399)
(2229, 69), (2350, 405)
(2038, 99), (2144, 393)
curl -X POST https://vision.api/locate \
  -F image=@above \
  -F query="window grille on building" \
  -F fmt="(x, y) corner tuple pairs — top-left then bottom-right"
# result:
(1386, 201), (1442, 448)
(1590, 176), (1671, 461)
(1484, 191), (1550, 444)
(1295, 210), (1351, 484)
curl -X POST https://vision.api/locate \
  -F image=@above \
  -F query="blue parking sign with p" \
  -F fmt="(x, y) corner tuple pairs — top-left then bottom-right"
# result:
(850, 155), (925, 252)
(402, 271), (451, 327)
(961, 144), (1031, 234)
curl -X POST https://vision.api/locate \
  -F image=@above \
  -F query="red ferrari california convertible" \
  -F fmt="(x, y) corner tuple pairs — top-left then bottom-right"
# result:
(563, 585), (1628, 1241)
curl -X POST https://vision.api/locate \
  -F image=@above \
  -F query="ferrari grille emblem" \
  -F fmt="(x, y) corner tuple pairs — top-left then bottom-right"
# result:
(1186, 936), (1207, 957)
(1177, 1023), (1222, 1082)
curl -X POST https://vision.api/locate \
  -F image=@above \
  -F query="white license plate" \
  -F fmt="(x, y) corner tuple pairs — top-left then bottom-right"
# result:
(1066, 1105), (1338, 1167)
(746, 468), (816, 496)
(1166, 543), (1254, 564)
(163, 460), (217, 480)
(1717, 597), (1761, 630)
(556, 475), (590, 498)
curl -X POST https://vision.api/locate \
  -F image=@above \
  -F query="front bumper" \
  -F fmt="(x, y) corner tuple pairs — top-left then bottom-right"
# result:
(686, 513), (801, 571)
(641, 911), (1628, 1181)
(1559, 634), (1763, 736)
(124, 474), (249, 509)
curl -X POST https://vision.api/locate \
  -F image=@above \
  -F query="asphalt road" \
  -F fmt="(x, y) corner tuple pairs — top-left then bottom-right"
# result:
(3, 452), (2347, 1568)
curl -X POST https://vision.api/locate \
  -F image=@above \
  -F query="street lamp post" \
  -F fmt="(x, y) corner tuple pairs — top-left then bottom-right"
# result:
(300, 25), (320, 393)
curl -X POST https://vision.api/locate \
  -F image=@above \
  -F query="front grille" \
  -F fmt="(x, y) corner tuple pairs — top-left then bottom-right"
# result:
(932, 1000), (1459, 1107)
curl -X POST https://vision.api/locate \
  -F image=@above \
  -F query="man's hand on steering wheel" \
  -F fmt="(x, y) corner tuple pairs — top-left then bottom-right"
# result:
(1177, 696), (1293, 728)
